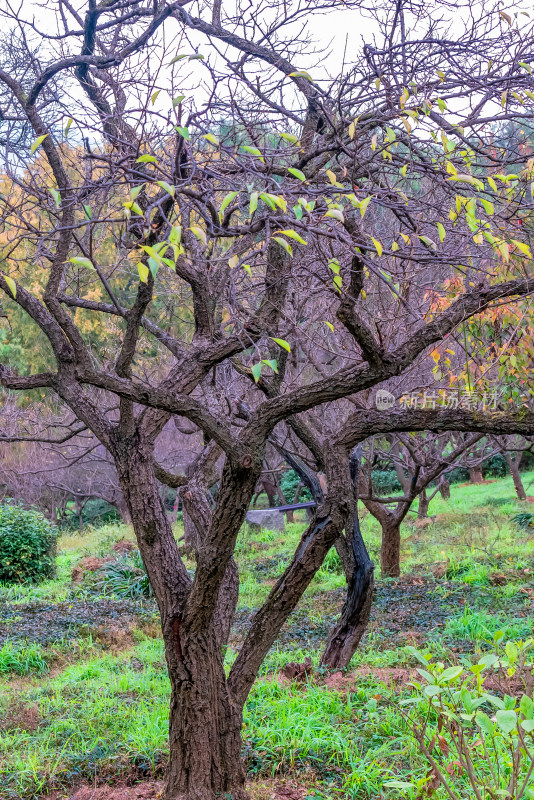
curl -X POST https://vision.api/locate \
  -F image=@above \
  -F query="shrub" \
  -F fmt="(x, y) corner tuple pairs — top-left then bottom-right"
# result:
(0, 504), (57, 584)
(280, 469), (312, 503)
(401, 637), (534, 800)
(371, 470), (402, 494)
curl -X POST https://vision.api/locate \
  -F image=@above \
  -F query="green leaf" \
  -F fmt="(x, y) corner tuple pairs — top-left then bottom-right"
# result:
(130, 184), (144, 200)
(242, 263), (252, 277)
(68, 256), (94, 270)
(280, 132), (300, 145)
(419, 235), (437, 251)
(405, 646), (432, 666)
(437, 222), (446, 242)
(203, 133), (219, 146)
(270, 337), (291, 352)
(169, 53), (189, 64)
(4, 276), (16, 298)
(190, 225), (207, 245)
(260, 192), (277, 210)
(261, 359), (278, 373)
(288, 167), (306, 181)
(521, 719), (534, 732)
(251, 362), (262, 382)
(188, 53), (205, 61)
(169, 226), (182, 245)
(274, 229), (307, 245)
(440, 666), (463, 682)
(383, 781), (414, 790)
(30, 134), (48, 155)
(273, 237), (293, 256)
(496, 709), (517, 734)
(157, 181), (176, 197)
(220, 191), (238, 216)
(479, 198), (494, 215)
(476, 711), (495, 735)
(49, 188), (61, 207)
(175, 126), (190, 140)
(136, 154), (158, 163)
(249, 191), (258, 215)
(83, 204), (92, 219)
(325, 208), (344, 223)
(137, 262), (150, 283)
(64, 118), (73, 136)
(150, 90), (161, 105)
(242, 145), (264, 163)
(172, 95), (186, 109)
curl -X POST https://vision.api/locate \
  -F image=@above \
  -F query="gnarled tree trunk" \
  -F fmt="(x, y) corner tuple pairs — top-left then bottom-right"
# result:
(322, 449), (374, 668)
(503, 451), (526, 501)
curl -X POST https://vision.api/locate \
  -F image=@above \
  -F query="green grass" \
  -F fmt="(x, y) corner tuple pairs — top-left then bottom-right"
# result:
(2, 473), (534, 797)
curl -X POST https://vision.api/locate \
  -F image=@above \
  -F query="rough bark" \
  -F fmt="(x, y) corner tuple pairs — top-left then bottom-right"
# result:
(469, 465), (484, 484)
(165, 630), (246, 800)
(381, 519), (401, 578)
(417, 488), (430, 519)
(439, 477), (451, 500)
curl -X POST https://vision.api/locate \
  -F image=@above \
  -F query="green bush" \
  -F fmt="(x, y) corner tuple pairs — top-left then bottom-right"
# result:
(0, 504), (57, 584)
(280, 469), (312, 503)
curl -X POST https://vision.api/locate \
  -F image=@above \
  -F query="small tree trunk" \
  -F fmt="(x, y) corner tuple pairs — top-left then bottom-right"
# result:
(381, 519), (401, 578)
(469, 465), (483, 484)
(439, 477), (451, 500)
(322, 518), (374, 667)
(165, 630), (247, 800)
(417, 489), (430, 519)
(503, 452), (527, 501)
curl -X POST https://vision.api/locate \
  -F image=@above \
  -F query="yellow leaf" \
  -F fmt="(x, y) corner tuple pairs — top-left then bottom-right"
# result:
(228, 254), (239, 269)
(30, 134), (48, 155)
(137, 262), (150, 283)
(326, 169), (337, 185)
(323, 320), (334, 332)
(4, 276), (16, 298)
(190, 226), (207, 245)
(371, 237), (383, 256)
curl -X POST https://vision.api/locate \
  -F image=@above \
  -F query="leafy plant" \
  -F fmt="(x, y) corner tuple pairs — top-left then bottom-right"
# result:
(512, 512), (534, 530)
(95, 551), (153, 599)
(0, 639), (49, 675)
(0, 503), (57, 584)
(401, 636), (534, 799)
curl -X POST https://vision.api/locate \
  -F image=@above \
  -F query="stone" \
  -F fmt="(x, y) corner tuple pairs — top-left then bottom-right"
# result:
(245, 508), (285, 533)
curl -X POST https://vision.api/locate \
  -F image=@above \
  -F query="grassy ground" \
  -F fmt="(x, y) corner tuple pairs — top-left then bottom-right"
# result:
(2, 473), (534, 798)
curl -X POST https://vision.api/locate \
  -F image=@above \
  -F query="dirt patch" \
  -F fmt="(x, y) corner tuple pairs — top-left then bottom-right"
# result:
(68, 783), (163, 800)
(0, 700), (41, 732)
(71, 557), (115, 584)
(112, 540), (136, 556)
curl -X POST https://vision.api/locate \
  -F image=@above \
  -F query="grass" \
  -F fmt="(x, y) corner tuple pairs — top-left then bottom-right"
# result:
(2, 473), (534, 797)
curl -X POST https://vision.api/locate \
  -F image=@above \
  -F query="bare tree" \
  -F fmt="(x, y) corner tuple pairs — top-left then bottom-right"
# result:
(1, 1), (534, 797)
